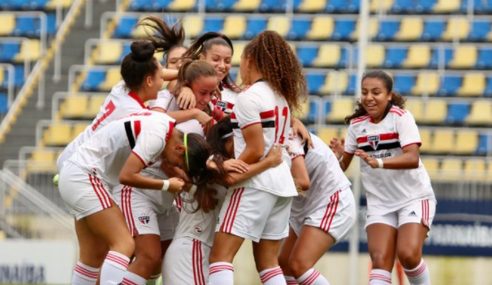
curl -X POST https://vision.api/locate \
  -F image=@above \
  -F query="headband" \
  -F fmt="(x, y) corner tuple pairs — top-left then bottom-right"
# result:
(221, 131), (233, 140)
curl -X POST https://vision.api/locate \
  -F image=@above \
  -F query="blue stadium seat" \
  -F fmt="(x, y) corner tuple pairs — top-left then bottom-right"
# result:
(81, 70), (106, 91)
(203, 17), (224, 33)
(468, 20), (491, 41)
(438, 75), (462, 96)
(422, 19), (445, 41)
(205, 0), (237, 11)
(305, 72), (326, 94)
(347, 74), (357, 95)
(477, 134), (491, 155)
(392, 0), (414, 12)
(306, 96), (321, 124)
(384, 46), (408, 68)
(486, 76), (492, 96)
(1, 0), (48, 9)
(129, 0), (154, 10)
(288, 19), (311, 40)
(332, 18), (356, 40)
(393, 74), (415, 94)
(13, 65), (25, 87)
(46, 12), (57, 35)
(260, 0), (287, 12)
(446, 102), (470, 124)
(326, 0), (359, 12)
(471, 0), (492, 13)
(244, 18), (267, 39)
(429, 47), (452, 68)
(0, 41), (21, 62)
(113, 16), (138, 38)
(477, 48), (492, 69)
(376, 20), (400, 41)
(296, 46), (318, 67)
(0, 93), (7, 114)
(15, 15), (40, 37)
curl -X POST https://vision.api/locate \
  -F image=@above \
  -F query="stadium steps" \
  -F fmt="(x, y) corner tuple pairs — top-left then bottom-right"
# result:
(0, 0), (116, 165)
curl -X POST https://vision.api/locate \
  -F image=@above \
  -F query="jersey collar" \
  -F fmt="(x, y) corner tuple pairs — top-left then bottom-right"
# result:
(128, 90), (146, 109)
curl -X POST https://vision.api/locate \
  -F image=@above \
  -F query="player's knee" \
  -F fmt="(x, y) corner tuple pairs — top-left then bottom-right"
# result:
(370, 251), (393, 270)
(137, 248), (162, 269)
(397, 248), (422, 269)
(288, 257), (309, 277)
(110, 235), (135, 257)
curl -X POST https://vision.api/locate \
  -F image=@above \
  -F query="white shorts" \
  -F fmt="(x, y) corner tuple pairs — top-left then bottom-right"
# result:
(58, 162), (114, 220)
(290, 187), (356, 242)
(162, 237), (210, 285)
(113, 185), (179, 240)
(216, 187), (292, 242)
(365, 199), (436, 230)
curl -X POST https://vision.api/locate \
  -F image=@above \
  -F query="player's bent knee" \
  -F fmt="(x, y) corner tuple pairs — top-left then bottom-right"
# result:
(397, 249), (422, 269)
(370, 251), (393, 270)
(288, 257), (310, 277)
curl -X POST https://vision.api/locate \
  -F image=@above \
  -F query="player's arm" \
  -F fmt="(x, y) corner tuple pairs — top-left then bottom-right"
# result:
(238, 124), (264, 164)
(291, 117), (313, 148)
(162, 68), (178, 81)
(355, 144), (420, 169)
(290, 155), (310, 191)
(167, 108), (212, 125)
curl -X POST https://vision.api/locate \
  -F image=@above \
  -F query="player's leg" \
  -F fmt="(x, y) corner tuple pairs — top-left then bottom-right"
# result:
(253, 239), (286, 285)
(123, 234), (162, 285)
(278, 228), (298, 284)
(366, 218), (398, 285)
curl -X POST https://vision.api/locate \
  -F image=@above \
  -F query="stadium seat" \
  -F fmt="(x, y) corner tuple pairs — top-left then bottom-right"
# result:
(266, 16), (290, 38)
(305, 72), (325, 94)
(307, 16), (333, 40)
(421, 156), (439, 178)
(59, 95), (89, 119)
(223, 15), (246, 40)
(384, 46), (407, 68)
(428, 129), (454, 154)
(46, 0), (73, 10)
(231, 42), (245, 66)
(405, 98), (424, 123)
(351, 18), (378, 41)
(318, 126), (340, 144)
(370, 0), (393, 13)
(455, 129), (479, 155)
(99, 68), (121, 92)
(422, 99), (446, 124)
(419, 128), (431, 153)
(203, 16), (224, 33)
(438, 74), (462, 96)
(395, 17), (423, 41)
(14, 39), (41, 62)
(446, 101), (470, 124)
(167, 0), (196, 11)
(366, 44), (385, 67)
(244, 17), (267, 39)
(442, 17), (470, 41)
(421, 19), (445, 41)
(412, 71), (439, 95)
(448, 45), (477, 69)
(477, 48), (492, 69)
(439, 158), (463, 181)
(0, 14), (15, 36)
(113, 16), (138, 38)
(320, 71), (349, 95)
(72, 122), (89, 138)
(326, 97), (353, 123)
(288, 18), (311, 40)
(0, 93), (7, 114)
(296, 45), (318, 67)
(458, 72), (486, 96)
(433, 0), (461, 13)
(182, 15), (203, 38)
(26, 148), (57, 174)
(234, 0), (261, 11)
(87, 95), (106, 118)
(312, 44), (343, 67)
(376, 19), (399, 40)
(42, 122), (73, 146)
(393, 74), (415, 94)
(94, 41), (123, 65)
(466, 100), (492, 125)
(82, 70), (105, 91)
(15, 15), (42, 37)
(402, 44), (431, 68)
(297, 0), (326, 12)
(463, 158), (488, 181)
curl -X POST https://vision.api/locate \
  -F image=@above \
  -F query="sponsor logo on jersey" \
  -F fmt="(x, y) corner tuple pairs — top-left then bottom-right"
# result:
(368, 135), (380, 150)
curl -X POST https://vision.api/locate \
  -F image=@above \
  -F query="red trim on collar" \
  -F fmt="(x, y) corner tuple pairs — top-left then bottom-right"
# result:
(128, 91), (146, 109)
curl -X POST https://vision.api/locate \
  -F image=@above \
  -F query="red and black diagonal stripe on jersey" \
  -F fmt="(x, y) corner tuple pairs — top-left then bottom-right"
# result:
(124, 120), (141, 149)
(356, 132), (400, 152)
(230, 110), (275, 129)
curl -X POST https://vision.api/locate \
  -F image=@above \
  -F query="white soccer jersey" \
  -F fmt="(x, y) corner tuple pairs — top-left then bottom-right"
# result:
(148, 89), (175, 112)
(214, 88), (237, 115)
(66, 111), (175, 187)
(57, 81), (147, 170)
(174, 185), (228, 247)
(230, 81), (297, 197)
(344, 106), (436, 215)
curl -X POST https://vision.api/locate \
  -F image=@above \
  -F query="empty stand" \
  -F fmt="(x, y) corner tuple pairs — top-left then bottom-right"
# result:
(466, 99), (492, 125)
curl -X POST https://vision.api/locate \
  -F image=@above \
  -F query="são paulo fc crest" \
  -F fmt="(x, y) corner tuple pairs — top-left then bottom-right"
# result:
(368, 135), (380, 150)
(138, 216), (150, 224)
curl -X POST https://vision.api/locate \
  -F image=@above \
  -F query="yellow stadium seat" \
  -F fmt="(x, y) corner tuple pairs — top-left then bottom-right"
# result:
(422, 99), (446, 124)
(232, 42), (245, 66)
(0, 14), (15, 36)
(405, 98), (424, 123)
(449, 45), (477, 69)
(320, 71), (348, 94)
(306, 16), (334, 40)
(72, 122), (89, 139)
(428, 129), (454, 154)
(46, 0), (73, 9)
(412, 71), (439, 95)
(395, 17), (423, 41)
(326, 98), (353, 123)
(403, 44), (431, 68)
(87, 95), (106, 118)
(317, 126), (340, 144)
(352, 18), (378, 40)
(464, 158), (487, 181)
(366, 44), (385, 67)
(442, 17), (470, 41)
(370, 0), (394, 13)
(433, 0), (461, 13)
(419, 128), (431, 153)
(439, 158), (463, 181)
(59, 96), (89, 119)
(99, 68), (121, 91)
(312, 44), (340, 67)
(421, 157), (439, 178)
(298, 0), (326, 12)
(43, 122), (73, 146)
(14, 39), (41, 62)
(294, 98), (310, 121)
(234, 0), (261, 10)
(26, 148), (58, 173)
(183, 15), (203, 38)
(455, 130), (478, 155)
(167, 0), (195, 10)
(267, 16), (291, 38)
(466, 100), (492, 125)
(0, 66), (4, 84)
(131, 17), (152, 39)
(458, 72), (486, 96)
(95, 41), (123, 64)
(223, 16), (246, 40)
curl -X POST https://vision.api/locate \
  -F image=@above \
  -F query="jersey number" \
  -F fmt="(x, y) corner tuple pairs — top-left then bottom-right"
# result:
(274, 106), (289, 144)
(91, 100), (116, 131)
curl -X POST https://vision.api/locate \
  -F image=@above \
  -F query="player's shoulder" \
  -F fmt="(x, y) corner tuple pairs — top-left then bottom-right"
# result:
(350, 115), (370, 125)
(389, 105), (407, 117)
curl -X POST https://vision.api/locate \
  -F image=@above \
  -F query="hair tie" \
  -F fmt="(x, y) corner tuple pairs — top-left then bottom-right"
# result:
(221, 132), (233, 140)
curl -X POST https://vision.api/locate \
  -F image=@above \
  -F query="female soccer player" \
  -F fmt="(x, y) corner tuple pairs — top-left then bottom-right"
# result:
(330, 70), (436, 285)
(58, 110), (212, 285)
(278, 131), (356, 285)
(208, 30), (307, 285)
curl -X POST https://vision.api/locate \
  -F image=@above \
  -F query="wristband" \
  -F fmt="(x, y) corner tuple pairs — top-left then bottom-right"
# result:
(161, 179), (170, 191)
(376, 158), (384, 168)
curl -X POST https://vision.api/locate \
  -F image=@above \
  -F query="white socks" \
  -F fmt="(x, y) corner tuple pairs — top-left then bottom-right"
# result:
(209, 262), (234, 285)
(259, 266), (286, 285)
(297, 268), (330, 285)
(404, 259), (431, 285)
(369, 269), (392, 285)
(72, 261), (99, 285)
(120, 271), (146, 285)
(285, 275), (298, 285)
(100, 251), (130, 284)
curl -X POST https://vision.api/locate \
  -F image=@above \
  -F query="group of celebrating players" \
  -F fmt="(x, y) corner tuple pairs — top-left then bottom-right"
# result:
(56, 16), (436, 285)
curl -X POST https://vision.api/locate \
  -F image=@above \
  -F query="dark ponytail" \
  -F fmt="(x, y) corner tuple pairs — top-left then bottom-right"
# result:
(206, 116), (233, 159)
(120, 40), (158, 90)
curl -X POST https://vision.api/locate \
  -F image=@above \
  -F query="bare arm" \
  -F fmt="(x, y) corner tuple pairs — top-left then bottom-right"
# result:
(290, 156), (310, 191)
(238, 124), (265, 164)
(162, 68), (178, 81)
(356, 144), (420, 169)
(167, 108), (212, 125)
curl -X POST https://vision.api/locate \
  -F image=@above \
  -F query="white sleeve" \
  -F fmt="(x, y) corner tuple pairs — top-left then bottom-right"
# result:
(148, 90), (174, 111)
(288, 133), (305, 159)
(396, 111), (421, 148)
(132, 130), (166, 166)
(234, 92), (261, 129)
(344, 125), (358, 154)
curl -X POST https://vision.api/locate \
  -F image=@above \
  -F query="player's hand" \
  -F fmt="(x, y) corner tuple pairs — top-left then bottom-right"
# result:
(265, 144), (283, 167)
(168, 177), (186, 193)
(177, 87), (196, 109)
(292, 117), (313, 148)
(354, 149), (378, 168)
(224, 159), (249, 174)
(329, 138), (345, 158)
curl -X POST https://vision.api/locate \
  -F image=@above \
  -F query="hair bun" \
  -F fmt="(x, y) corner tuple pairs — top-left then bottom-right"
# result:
(130, 40), (155, 62)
